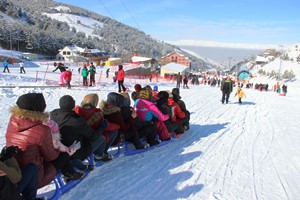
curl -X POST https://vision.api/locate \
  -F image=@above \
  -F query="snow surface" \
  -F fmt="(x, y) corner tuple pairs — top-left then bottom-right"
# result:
(0, 52), (299, 200)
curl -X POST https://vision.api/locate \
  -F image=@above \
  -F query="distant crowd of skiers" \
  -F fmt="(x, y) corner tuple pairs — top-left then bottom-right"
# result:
(0, 83), (190, 199)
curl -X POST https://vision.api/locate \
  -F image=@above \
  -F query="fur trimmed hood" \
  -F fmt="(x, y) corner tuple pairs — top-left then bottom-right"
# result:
(99, 100), (121, 115)
(10, 106), (49, 123)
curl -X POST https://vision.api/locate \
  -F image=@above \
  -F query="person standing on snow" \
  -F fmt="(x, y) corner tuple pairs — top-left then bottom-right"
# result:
(88, 62), (96, 86)
(63, 69), (72, 89)
(106, 68), (110, 78)
(19, 60), (26, 74)
(176, 72), (182, 88)
(220, 76), (233, 104)
(234, 85), (246, 104)
(81, 64), (89, 86)
(117, 65), (126, 93)
(2, 60), (10, 73)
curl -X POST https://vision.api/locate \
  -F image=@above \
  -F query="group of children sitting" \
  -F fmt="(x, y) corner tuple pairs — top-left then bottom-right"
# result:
(0, 84), (190, 200)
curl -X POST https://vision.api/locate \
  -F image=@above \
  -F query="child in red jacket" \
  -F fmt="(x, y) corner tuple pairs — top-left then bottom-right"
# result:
(62, 69), (72, 89)
(74, 93), (119, 162)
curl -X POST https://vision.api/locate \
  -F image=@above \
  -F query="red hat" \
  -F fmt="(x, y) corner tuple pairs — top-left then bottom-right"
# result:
(134, 84), (142, 92)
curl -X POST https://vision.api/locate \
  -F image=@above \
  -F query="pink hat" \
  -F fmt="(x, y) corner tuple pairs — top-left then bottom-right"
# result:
(47, 119), (59, 133)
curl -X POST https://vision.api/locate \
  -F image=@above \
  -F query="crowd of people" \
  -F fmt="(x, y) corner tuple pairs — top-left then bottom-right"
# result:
(0, 84), (190, 200)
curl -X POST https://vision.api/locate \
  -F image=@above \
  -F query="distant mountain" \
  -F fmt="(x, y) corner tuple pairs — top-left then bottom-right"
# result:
(0, 0), (212, 71)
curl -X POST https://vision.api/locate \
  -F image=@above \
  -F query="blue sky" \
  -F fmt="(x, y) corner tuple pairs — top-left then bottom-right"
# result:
(56, 0), (300, 47)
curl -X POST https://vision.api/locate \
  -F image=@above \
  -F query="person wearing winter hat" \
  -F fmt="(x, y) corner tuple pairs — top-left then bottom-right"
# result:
(16, 93), (46, 112)
(51, 95), (106, 171)
(134, 84), (142, 92)
(59, 95), (75, 111)
(81, 64), (89, 86)
(171, 88), (190, 130)
(152, 85), (159, 101)
(62, 68), (72, 89)
(74, 93), (119, 163)
(134, 89), (170, 141)
(117, 65), (126, 93)
(100, 92), (151, 149)
(6, 93), (83, 191)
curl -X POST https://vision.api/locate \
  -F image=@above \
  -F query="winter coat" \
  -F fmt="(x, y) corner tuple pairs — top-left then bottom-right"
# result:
(220, 79), (233, 93)
(0, 158), (22, 184)
(6, 106), (59, 188)
(171, 90), (190, 127)
(63, 71), (72, 81)
(134, 99), (169, 122)
(73, 105), (120, 143)
(235, 89), (246, 98)
(167, 98), (186, 124)
(172, 94), (188, 113)
(50, 108), (98, 160)
(156, 97), (180, 133)
(100, 101), (139, 144)
(88, 66), (96, 76)
(81, 67), (89, 78)
(3, 60), (8, 67)
(177, 74), (183, 83)
(117, 69), (125, 81)
(100, 101), (133, 132)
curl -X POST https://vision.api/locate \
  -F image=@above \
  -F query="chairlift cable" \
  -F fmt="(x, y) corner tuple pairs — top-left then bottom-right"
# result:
(120, 0), (142, 30)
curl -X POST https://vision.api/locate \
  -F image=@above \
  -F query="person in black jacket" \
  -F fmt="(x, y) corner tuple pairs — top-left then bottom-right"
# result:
(50, 95), (106, 169)
(176, 72), (183, 88)
(220, 76), (233, 104)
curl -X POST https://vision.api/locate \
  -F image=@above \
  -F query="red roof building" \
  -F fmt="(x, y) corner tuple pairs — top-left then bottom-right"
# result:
(161, 52), (191, 68)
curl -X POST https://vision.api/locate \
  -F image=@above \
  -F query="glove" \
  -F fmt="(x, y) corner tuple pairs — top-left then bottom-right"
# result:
(0, 146), (19, 161)
(71, 140), (81, 151)
(99, 119), (109, 130)
(68, 141), (81, 156)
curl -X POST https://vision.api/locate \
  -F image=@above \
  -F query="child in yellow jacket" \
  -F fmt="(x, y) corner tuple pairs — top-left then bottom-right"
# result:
(234, 86), (246, 104)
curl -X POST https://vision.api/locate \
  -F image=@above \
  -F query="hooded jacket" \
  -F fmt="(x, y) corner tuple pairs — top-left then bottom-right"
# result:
(6, 106), (59, 188)
(134, 98), (169, 122)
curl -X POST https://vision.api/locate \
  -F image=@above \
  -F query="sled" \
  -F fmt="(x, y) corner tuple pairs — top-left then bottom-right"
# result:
(38, 130), (184, 199)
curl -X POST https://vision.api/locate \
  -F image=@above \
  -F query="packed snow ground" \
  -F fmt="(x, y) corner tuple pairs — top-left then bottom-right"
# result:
(0, 63), (299, 200)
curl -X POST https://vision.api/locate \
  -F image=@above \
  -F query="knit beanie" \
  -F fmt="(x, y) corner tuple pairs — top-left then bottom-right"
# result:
(158, 91), (169, 101)
(172, 88), (181, 100)
(59, 95), (75, 110)
(81, 93), (99, 107)
(16, 93), (46, 112)
(134, 84), (142, 92)
(153, 85), (158, 91)
(139, 89), (150, 100)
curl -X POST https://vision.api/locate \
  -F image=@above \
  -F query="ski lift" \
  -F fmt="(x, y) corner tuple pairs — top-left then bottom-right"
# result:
(26, 43), (33, 50)
(26, 32), (33, 50)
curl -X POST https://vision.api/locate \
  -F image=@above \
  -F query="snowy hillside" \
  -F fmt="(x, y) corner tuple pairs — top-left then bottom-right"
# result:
(43, 11), (103, 39)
